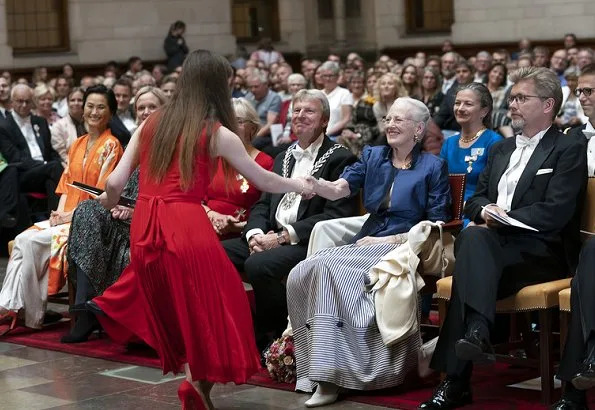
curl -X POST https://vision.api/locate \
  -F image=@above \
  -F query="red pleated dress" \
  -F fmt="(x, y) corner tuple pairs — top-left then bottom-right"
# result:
(94, 117), (261, 383)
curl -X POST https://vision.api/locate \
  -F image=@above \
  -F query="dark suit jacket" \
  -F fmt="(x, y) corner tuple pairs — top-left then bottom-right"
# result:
(565, 123), (589, 147)
(244, 136), (359, 244)
(0, 113), (60, 170)
(434, 81), (461, 131)
(465, 126), (587, 271)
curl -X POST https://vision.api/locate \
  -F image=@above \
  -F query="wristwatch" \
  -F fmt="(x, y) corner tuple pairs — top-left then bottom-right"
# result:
(276, 231), (287, 245)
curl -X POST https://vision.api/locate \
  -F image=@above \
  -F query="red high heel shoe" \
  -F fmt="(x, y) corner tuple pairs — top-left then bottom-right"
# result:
(0, 311), (18, 336)
(177, 380), (207, 410)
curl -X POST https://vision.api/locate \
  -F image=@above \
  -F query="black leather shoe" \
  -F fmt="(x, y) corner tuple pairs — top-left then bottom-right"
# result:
(455, 324), (495, 363)
(418, 378), (472, 409)
(571, 357), (595, 390)
(61, 311), (101, 344)
(550, 397), (588, 410)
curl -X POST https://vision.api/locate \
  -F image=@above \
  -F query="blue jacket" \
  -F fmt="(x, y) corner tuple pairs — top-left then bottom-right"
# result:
(341, 145), (451, 241)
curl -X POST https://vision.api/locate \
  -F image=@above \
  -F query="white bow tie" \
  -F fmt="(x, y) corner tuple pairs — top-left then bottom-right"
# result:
(516, 135), (540, 149)
(292, 148), (314, 161)
(583, 130), (595, 140)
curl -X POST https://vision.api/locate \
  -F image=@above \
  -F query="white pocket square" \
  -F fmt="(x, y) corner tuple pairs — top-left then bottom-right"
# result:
(536, 168), (553, 175)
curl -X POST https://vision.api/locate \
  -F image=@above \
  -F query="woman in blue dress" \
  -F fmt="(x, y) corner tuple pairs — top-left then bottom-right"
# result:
(440, 82), (503, 227)
(286, 98), (451, 408)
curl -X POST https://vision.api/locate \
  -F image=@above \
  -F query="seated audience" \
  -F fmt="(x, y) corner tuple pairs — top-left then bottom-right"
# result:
(557, 69), (585, 130)
(0, 84), (63, 212)
(53, 76), (72, 118)
(159, 75), (177, 100)
(33, 84), (59, 127)
(0, 159), (21, 230)
(61, 64), (74, 81)
(420, 67), (586, 409)
(287, 98), (451, 407)
(440, 83), (503, 226)
(222, 89), (358, 352)
(421, 67), (444, 117)
(0, 76), (9, 119)
(113, 78), (136, 133)
(320, 61), (353, 139)
(245, 69), (282, 151)
(275, 73), (307, 155)
(51, 88), (86, 167)
(435, 61), (475, 135)
(60, 86), (167, 343)
(401, 64), (422, 99)
(486, 63), (509, 111)
(203, 98), (274, 240)
(0, 85), (123, 333)
(373, 73), (408, 142)
(250, 37), (284, 67)
(554, 63), (595, 410)
(338, 72), (380, 156)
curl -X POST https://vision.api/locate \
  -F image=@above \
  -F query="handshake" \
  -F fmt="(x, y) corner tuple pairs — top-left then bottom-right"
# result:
(296, 176), (320, 199)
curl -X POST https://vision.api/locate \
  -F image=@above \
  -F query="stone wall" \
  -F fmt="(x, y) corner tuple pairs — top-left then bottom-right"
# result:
(0, 0), (236, 69)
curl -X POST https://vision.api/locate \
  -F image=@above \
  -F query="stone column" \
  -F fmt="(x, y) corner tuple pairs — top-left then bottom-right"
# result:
(332, 0), (347, 48)
(0, 0), (15, 66)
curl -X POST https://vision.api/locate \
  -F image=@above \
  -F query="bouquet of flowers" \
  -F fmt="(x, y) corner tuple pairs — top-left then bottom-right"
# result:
(263, 335), (296, 384)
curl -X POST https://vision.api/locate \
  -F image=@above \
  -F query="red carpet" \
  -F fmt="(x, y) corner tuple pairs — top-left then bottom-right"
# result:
(3, 321), (595, 409)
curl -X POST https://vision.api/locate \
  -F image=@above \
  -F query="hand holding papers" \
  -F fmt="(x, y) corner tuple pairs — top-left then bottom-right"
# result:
(67, 181), (136, 208)
(482, 206), (539, 232)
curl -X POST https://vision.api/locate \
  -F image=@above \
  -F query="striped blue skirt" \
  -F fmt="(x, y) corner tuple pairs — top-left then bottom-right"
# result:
(286, 242), (421, 393)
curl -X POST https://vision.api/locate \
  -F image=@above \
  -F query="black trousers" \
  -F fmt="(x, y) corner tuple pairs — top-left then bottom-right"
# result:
(19, 161), (64, 211)
(558, 238), (595, 381)
(430, 227), (566, 376)
(222, 236), (308, 336)
(0, 166), (19, 221)
(73, 263), (96, 305)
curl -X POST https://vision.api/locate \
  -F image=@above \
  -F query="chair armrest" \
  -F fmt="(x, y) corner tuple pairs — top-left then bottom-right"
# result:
(441, 220), (463, 234)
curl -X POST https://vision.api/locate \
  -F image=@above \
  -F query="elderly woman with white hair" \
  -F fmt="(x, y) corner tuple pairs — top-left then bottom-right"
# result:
(286, 97), (451, 407)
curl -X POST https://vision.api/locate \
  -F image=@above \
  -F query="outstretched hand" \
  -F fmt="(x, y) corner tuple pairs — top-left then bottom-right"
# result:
(297, 176), (316, 199)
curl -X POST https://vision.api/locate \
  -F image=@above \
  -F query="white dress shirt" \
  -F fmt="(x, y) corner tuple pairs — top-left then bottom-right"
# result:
(584, 121), (595, 176)
(118, 111), (137, 133)
(442, 77), (455, 94)
(495, 128), (549, 211)
(246, 134), (324, 245)
(52, 98), (68, 118)
(12, 112), (44, 161)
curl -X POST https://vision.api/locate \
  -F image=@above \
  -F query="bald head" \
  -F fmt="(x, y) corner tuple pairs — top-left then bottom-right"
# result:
(10, 84), (34, 117)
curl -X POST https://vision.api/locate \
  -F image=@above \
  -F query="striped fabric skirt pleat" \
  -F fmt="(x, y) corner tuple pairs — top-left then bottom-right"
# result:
(286, 242), (421, 393)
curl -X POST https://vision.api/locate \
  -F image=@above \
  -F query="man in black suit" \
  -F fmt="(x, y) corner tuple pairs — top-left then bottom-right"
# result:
(0, 84), (63, 212)
(420, 67), (587, 410)
(222, 89), (358, 350)
(552, 63), (595, 410)
(433, 61), (474, 134)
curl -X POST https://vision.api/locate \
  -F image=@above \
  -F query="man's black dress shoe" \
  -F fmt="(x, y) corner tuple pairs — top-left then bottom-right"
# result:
(550, 397), (588, 410)
(418, 378), (472, 410)
(455, 324), (495, 363)
(572, 356), (595, 390)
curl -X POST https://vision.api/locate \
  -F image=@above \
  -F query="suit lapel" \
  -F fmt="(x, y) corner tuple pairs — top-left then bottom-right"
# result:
(511, 128), (557, 209)
(490, 138), (515, 200)
(6, 113), (26, 146)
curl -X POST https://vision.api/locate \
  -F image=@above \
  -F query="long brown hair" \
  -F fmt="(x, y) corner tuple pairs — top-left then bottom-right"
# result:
(147, 49), (237, 190)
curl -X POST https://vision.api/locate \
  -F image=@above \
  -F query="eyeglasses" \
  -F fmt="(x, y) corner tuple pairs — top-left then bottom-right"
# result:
(320, 74), (337, 79)
(382, 116), (416, 126)
(506, 94), (545, 105)
(12, 99), (31, 106)
(574, 87), (594, 97)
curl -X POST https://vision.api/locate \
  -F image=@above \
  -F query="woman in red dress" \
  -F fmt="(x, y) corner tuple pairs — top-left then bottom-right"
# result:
(203, 98), (273, 239)
(95, 50), (312, 410)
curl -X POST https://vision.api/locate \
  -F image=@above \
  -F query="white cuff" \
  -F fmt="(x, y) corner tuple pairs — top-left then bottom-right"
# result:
(285, 225), (299, 245)
(245, 228), (265, 242)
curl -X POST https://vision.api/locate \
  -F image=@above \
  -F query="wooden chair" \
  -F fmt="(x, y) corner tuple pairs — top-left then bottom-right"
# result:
(437, 276), (569, 404)
(559, 288), (571, 353)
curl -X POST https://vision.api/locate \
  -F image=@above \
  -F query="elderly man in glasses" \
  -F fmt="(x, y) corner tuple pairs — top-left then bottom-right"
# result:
(420, 67), (587, 409)
(552, 64), (595, 410)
